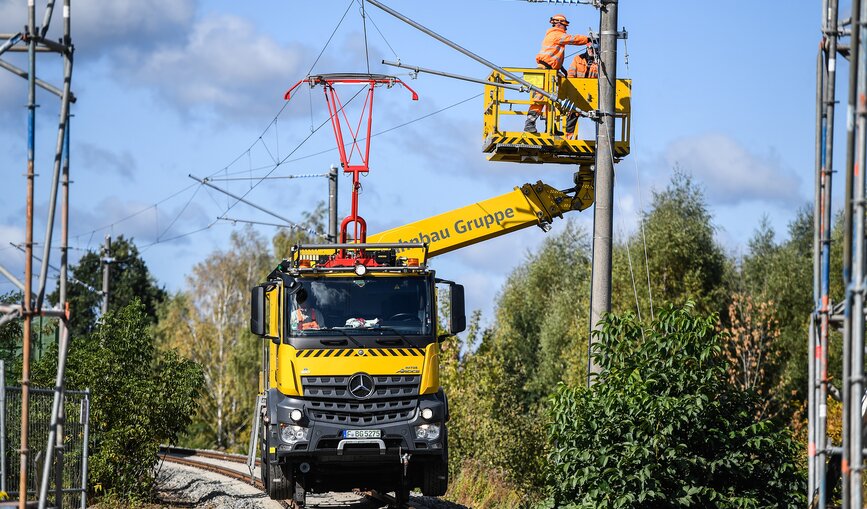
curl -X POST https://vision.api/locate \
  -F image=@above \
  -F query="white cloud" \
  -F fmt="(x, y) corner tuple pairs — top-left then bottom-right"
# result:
(77, 142), (136, 178)
(0, 0), (195, 56)
(115, 14), (307, 122)
(661, 133), (803, 206)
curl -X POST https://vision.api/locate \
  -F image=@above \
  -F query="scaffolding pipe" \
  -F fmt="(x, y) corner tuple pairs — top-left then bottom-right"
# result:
(18, 0), (37, 503)
(0, 34), (22, 58)
(39, 5), (72, 501)
(0, 265), (24, 292)
(841, 0), (860, 502)
(847, 0), (867, 504)
(0, 59), (74, 101)
(34, 17), (73, 311)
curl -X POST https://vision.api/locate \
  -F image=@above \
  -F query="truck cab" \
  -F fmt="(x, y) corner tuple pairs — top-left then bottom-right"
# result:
(250, 242), (465, 505)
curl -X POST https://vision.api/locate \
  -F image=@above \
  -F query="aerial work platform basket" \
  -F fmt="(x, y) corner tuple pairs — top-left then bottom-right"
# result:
(482, 68), (632, 165)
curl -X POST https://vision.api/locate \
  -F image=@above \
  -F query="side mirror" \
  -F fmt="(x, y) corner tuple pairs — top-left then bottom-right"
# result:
(250, 286), (266, 336)
(449, 284), (466, 335)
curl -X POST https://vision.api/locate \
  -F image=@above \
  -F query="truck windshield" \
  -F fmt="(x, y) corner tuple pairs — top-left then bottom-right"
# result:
(287, 277), (432, 336)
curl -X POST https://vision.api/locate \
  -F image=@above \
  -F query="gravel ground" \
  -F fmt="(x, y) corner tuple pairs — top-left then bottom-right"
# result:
(155, 462), (469, 509)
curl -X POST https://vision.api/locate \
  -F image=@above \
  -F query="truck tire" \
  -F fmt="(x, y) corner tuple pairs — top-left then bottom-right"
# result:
(421, 460), (448, 497)
(266, 463), (294, 500)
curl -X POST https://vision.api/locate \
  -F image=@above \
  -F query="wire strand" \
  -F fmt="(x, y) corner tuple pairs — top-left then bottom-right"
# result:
(361, 0), (371, 74)
(307, 0), (355, 75)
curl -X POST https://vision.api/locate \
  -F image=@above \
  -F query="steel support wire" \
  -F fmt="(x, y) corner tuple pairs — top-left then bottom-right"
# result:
(366, 0), (582, 114)
(382, 59), (526, 92)
(190, 175), (328, 239)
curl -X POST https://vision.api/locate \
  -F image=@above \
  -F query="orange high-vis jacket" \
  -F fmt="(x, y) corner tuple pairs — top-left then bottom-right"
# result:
(535, 27), (591, 70)
(295, 308), (319, 330)
(567, 54), (598, 78)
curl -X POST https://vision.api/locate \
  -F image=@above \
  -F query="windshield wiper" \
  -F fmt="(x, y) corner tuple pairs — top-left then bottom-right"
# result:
(373, 327), (413, 347)
(318, 327), (363, 348)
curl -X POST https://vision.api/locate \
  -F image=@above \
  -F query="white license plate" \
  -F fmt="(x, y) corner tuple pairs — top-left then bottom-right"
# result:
(342, 429), (381, 439)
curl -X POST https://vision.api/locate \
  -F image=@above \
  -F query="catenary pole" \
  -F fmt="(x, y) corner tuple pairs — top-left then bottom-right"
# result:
(101, 235), (110, 314)
(329, 165), (338, 243)
(588, 0), (618, 379)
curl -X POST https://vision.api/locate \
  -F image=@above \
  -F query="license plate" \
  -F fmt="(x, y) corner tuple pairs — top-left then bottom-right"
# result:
(342, 429), (381, 439)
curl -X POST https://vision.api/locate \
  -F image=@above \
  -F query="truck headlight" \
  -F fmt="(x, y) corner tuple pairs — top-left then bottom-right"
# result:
(280, 424), (309, 444)
(414, 423), (440, 441)
(290, 409), (303, 422)
(421, 408), (434, 420)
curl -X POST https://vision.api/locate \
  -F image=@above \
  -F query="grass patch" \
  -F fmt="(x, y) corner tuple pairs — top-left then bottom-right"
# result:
(447, 459), (527, 509)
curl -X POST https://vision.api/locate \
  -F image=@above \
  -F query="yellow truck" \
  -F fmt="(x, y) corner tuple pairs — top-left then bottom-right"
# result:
(249, 170), (594, 506)
(250, 242), (463, 506)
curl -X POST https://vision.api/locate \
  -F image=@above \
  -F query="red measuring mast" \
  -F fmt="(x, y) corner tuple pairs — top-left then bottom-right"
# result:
(285, 73), (418, 244)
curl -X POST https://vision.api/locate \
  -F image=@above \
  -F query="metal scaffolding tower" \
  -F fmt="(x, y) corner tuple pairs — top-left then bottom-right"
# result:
(809, 0), (867, 507)
(0, 1), (76, 507)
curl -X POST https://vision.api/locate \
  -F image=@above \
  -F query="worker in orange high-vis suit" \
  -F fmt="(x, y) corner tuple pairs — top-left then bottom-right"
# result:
(565, 42), (598, 139)
(525, 14), (591, 134)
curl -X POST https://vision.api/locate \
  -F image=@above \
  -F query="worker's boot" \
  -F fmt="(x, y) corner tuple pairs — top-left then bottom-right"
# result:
(524, 111), (539, 134)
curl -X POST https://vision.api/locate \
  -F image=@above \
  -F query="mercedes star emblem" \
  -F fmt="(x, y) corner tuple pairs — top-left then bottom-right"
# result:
(348, 373), (375, 399)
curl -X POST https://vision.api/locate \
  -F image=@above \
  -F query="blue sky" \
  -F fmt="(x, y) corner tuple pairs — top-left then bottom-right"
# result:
(0, 1), (827, 324)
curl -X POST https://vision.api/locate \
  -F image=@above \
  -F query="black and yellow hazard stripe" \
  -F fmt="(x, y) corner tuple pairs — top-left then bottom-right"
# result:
(296, 348), (425, 358)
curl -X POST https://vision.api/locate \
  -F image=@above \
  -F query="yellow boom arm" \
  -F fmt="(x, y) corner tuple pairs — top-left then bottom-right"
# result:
(368, 168), (594, 262)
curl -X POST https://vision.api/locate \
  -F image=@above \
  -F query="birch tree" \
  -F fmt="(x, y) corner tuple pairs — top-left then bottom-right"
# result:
(156, 227), (271, 450)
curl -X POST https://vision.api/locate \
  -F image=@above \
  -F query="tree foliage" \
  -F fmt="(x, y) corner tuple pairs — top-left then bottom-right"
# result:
(50, 236), (166, 338)
(612, 171), (730, 321)
(539, 304), (806, 508)
(32, 301), (203, 500)
(155, 227), (271, 450)
(441, 221), (592, 492)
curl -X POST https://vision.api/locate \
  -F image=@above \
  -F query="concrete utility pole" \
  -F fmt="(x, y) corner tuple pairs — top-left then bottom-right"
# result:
(329, 165), (339, 243)
(588, 0), (619, 379)
(101, 235), (111, 314)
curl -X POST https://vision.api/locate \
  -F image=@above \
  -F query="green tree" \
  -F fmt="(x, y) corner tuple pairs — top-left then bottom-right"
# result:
(0, 292), (23, 382)
(441, 221), (592, 492)
(612, 171), (730, 321)
(32, 301), (203, 501)
(155, 227), (271, 450)
(540, 303), (806, 508)
(50, 236), (166, 338)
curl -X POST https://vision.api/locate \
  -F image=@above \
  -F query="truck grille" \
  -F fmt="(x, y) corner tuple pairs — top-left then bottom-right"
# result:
(302, 375), (420, 426)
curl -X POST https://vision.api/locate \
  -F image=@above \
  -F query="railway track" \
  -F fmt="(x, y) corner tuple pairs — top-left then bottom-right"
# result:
(158, 446), (437, 509)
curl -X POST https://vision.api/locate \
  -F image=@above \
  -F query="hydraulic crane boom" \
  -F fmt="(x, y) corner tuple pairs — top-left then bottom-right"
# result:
(367, 168), (594, 261)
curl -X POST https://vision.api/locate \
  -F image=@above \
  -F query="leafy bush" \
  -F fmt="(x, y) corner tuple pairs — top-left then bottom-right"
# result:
(33, 301), (204, 500)
(539, 303), (806, 508)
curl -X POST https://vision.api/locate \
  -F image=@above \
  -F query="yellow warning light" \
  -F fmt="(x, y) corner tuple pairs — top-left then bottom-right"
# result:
(407, 258), (419, 267)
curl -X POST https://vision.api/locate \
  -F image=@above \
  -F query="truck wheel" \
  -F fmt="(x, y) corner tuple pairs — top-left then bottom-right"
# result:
(421, 460), (448, 497)
(266, 462), (295, 500)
